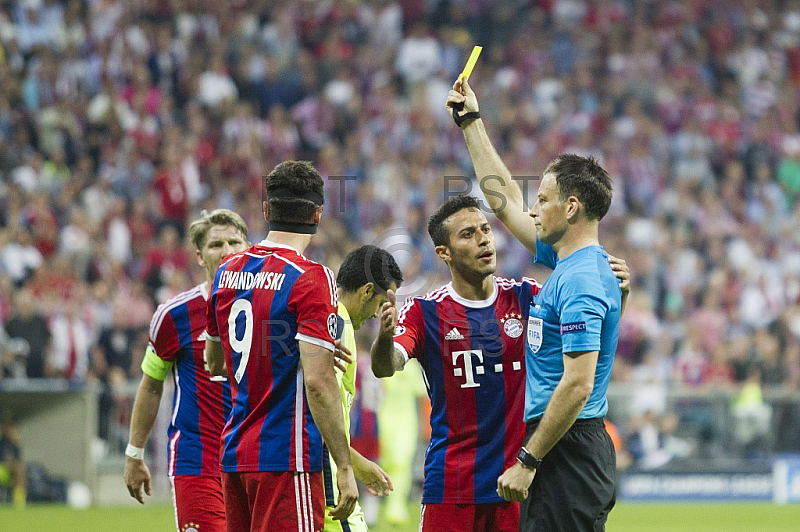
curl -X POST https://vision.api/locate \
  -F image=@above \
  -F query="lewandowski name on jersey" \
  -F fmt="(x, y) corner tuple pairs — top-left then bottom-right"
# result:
(217, 270), (287, 291)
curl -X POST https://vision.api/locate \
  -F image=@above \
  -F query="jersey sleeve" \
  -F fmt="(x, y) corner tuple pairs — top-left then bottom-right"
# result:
(393, 298), (424, 362)
(515, 278), (542, 320)
(148, 304), (181, 362)
(290, 264), (338, 353)
(534, 236), (558, 270)
(205, 268), (223, 341)
(141, 343), (173, 381)
(557, 274), (608, 354)
(521, 277), (541, 297)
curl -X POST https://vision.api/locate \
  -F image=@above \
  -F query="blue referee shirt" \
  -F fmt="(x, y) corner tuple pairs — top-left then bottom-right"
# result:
(525, 242), (621, 421)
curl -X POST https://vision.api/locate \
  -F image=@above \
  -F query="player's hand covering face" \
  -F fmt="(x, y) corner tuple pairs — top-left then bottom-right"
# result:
(378, 289), (398, 340)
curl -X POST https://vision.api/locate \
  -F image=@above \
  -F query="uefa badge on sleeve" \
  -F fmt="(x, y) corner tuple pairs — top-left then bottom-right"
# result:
(394, 325), (406, 337)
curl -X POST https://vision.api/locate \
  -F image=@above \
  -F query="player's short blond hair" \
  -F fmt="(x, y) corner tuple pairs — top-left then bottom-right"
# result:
(188, 209), (249, 250)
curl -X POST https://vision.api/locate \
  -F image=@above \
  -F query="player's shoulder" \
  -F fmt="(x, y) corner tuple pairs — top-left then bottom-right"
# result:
(153, 284), (205, 316)
(396, 284), (449, 320)
(291, 259), (336, 293)
(495, 276), (541, 291)
(299, 257), (335, 277)
(260, 244), (328, 277)
(574, 249), (613, 279)
(405, 284), (451, 306)
(219, 245), (260, 270)
(150, 284), (204, 336)
(556, 252), (613, 296)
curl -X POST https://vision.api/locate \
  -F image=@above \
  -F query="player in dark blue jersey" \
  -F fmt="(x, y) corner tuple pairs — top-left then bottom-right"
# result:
(124, 209), (249, 532)
(450, 79), (626, 531)
(205, 161), (357, 532)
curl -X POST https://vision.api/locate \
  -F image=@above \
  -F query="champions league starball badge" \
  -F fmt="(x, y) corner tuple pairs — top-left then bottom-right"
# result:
(327, 313), (338, 339)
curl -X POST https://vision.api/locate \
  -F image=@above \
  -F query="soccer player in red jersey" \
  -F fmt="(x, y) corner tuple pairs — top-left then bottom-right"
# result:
(124, 208), (249, 532)
(205, 161), (358, 532)
(371, 195), (629, 532)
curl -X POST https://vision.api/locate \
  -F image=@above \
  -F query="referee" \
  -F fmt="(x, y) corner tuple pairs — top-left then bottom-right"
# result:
(448, 78), (624, 531)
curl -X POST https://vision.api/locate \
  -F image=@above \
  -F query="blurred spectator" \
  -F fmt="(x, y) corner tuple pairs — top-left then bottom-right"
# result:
(91, 300), (136, 383)
(778, 135), (800, 202)
(47, 299), (90, 382)
(0, 420), (26, 508)
(732, 367), (773, 457)
(138, 226), (188, 296)
(0, 228), (43, 286)
(197, 53), (238, 109)
(626, 411), (693, 470)
(673, 328), (710, 387)
(395, 22), (441, 86)
(4, 289), (50, 378)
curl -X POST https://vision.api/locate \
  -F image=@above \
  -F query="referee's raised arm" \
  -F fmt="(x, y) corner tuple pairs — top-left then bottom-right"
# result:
(447, 78), (539, 256)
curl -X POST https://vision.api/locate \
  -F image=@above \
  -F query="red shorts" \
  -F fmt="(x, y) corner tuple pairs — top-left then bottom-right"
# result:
(222, 471), (324, 532)
(171, 475), (226, 532)
(419, 501), (519, 532)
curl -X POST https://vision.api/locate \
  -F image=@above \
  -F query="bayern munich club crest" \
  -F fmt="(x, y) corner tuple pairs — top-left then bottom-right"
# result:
(502, 313), (523, 338)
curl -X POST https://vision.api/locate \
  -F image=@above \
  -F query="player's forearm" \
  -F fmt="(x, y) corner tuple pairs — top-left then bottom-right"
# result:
(461, 119), (524, 218)
(349, 447), (370, 481)
(305, 373), (352, 470)
(370, 336), (401, 378)
(129, 376), (164, 448)
(524, 367), (594, 459)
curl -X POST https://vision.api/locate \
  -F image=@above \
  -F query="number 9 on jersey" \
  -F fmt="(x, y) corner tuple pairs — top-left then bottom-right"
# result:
(228, 299), (254, 384)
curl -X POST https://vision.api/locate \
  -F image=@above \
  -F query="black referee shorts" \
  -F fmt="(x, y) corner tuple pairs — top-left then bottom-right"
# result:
(519, 417), (616, 532)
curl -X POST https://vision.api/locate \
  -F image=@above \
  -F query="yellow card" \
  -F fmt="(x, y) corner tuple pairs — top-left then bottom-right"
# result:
(460, 46), (483, 82)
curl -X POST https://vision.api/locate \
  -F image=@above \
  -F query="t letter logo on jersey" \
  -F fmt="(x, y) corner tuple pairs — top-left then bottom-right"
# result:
(452, 350), (483, 388)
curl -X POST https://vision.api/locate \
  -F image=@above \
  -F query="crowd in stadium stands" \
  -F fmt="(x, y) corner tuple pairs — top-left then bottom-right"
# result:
(1, 0), (800, 458)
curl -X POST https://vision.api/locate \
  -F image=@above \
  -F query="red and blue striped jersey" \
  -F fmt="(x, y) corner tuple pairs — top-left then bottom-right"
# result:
(206, 240), (338, 473)
(149, 283), (232, 477)
(393, 277), (540, 504)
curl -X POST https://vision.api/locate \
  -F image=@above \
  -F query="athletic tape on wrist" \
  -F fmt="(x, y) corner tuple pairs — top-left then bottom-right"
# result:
(125, 444), (145, 460)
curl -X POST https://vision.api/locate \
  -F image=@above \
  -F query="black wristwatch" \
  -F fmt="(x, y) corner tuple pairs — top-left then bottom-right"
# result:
(517, 447), (542, 470)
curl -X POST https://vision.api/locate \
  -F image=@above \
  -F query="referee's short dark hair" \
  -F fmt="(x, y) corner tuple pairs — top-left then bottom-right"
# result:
(337, 245), (404, 295)
(264, 160), (324, 224)
(428, 194), (481, 247)
(544, 154), (612, 221)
